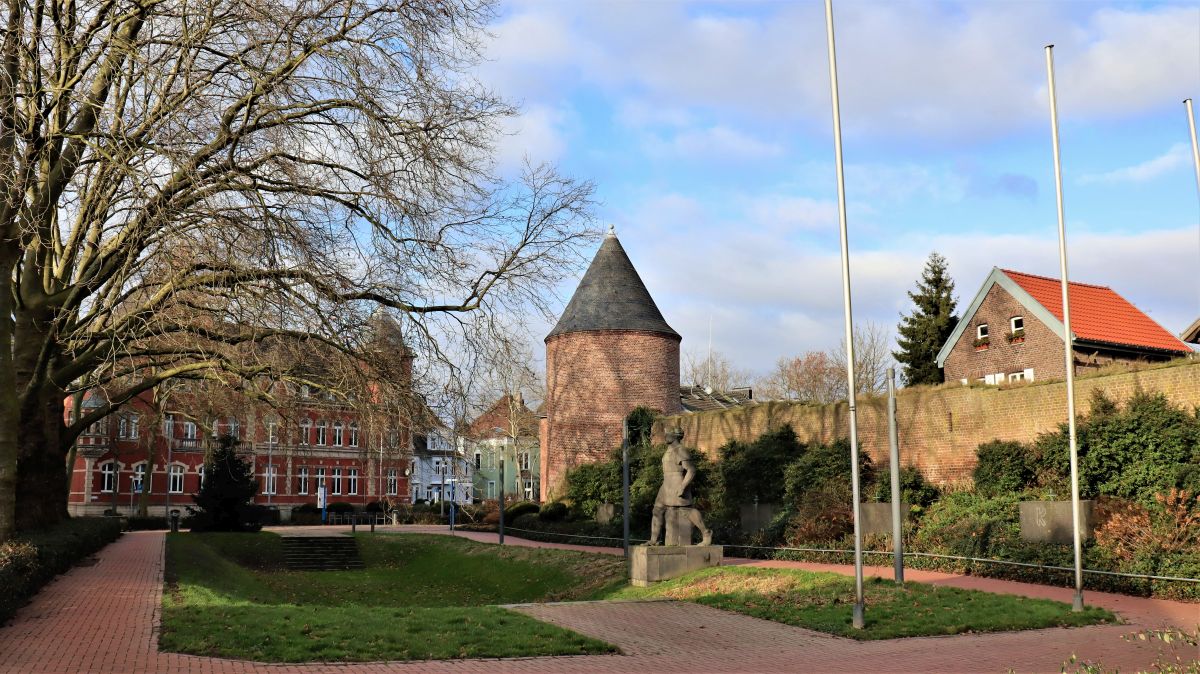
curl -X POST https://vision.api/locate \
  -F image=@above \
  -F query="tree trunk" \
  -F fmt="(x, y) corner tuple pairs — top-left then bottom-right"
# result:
(0, 273), (18, 542)
(12, 305), (69, 532)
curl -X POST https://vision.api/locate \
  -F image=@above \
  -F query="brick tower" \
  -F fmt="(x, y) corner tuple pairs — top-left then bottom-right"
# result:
(540, 227), (682, 499)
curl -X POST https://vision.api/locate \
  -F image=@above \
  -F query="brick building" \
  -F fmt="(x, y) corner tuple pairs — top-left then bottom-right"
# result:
(466, 394), (540, 501)
(67, 350), (420, 520)
(540, 227), (682, 499)
(937, 268), (1192, 385)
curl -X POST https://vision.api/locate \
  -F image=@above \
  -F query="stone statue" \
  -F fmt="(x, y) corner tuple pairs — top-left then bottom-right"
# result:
(649, 427), (712, 546)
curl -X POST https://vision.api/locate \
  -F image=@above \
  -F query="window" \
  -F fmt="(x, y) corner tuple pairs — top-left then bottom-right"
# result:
(133, 464), (147, 493)
(332, 468), (342, 495)
(1008, 372), (1026, 382)
(300, 384), (311, 398)
(333, 422), (343, 446)
(228, 418), (240, 439)
(316, 421), (327, 446)
(316, 467), (326, 492)
(163, 414), (174, 438)
(100, 462), (115, 492)
(347, 469), (358, 495)
(198, 465), (205, 488)
(386, 469), (398, 496)
(976, 324), (989, 340)
(424, 486), (433, 501)
(434, 459), (445, 476)
(266, 419), (278, 445)
(349, 423), (359, 447)
(474, 452), (482, 470)
(128, 416), (139, 439)
(518, 452), (531, 471)
(524, 479), (534, 499)
(298, 467), (309, 495)
(263, 464), (278, 495)
(118, 417), (128, 439)
(182, 420), (197, 440)
(487, 481), (496, 499)
(300, 419), (311, 445)
(169, 465), (184, 494)
(1010, 316), (1024, 333)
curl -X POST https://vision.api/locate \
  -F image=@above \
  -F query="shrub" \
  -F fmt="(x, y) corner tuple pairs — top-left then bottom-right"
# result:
(538, 501), (569, 522)
(564, 460), (620, 518)
(325, 501), (355, 514)
(125, 516), (169, 531)
(504, 500), (539, 519)
(292, 502), (320, 514)
(364, 501), (386, 512)
(718, 425), (803, 507)
(873, 465), (941, 511)
(785, 481), (853, 545)
(912, 491), (1022, 559)
(1, 518), (123, 623)
(507, 513), (625, 546)
(783, 438), (874, 505)
(973, 440), (1034, 496)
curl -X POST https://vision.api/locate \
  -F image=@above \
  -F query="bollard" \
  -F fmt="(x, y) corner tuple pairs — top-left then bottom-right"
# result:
(169, 509), (181, 533)
(370, 516), (376, 533)
(351, 514), (357, 534)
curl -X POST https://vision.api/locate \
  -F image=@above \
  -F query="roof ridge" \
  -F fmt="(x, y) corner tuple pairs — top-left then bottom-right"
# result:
(1000, 268), (1111, 291)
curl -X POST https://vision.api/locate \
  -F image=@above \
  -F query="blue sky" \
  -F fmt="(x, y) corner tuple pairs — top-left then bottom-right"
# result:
(476, 0), (1200, 378)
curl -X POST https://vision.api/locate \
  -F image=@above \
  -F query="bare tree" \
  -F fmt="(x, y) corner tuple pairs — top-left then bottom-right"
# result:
(756, 352), (843, 403)
(832, 321), (894, 397)
(0, 0), (596, 540)
(681, 349), (754, 393)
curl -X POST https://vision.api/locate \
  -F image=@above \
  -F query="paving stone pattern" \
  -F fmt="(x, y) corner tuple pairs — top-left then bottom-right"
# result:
(0, 528), (1193, 673)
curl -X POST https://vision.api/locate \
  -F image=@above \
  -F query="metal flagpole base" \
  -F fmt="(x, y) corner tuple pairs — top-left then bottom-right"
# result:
(852, 602), (864, 629)
(1072, 592), (1084, 613)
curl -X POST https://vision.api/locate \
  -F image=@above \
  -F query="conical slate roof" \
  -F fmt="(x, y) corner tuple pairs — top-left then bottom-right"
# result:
(546, 229), (680, 341)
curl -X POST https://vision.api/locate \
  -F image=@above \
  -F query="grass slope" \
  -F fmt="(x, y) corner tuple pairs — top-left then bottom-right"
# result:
(607, 566), (1116, 640)
(161, 533), (622, 662)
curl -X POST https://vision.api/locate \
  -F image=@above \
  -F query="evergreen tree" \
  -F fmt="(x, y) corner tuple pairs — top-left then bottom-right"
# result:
(894, 252), (959, 386)
(190, 435), (260, 531)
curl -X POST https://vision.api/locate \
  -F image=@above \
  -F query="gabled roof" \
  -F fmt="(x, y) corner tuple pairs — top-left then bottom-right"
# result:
(546, 228), (679, 341)
(936, 268), (1192, 367)
(1182, 317), (1200, 344)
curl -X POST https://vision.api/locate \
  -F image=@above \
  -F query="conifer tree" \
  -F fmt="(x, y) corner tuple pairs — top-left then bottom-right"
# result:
(894, 253), (959, 386)
(190, 435), (259, 532)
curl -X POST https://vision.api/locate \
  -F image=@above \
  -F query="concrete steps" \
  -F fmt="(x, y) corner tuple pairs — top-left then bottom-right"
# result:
(280, 536), (364, 571)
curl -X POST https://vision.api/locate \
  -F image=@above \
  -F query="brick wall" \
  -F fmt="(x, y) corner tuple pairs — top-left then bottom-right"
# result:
(655, 359), (1200, 486)
(542, 329), (682, 499)
(945, 284), (1065, 383)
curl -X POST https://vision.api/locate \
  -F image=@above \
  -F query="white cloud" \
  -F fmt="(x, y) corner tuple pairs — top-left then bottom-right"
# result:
(647, 125), (784, 161)
(1079, 144), (1191, 185)
(482, 2), (1200, 141)
(494, 105), (570, 172)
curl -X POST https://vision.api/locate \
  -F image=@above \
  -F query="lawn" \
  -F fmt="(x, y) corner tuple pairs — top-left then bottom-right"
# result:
(160, 532), (625, 662)
(606, 566), (1117, 640)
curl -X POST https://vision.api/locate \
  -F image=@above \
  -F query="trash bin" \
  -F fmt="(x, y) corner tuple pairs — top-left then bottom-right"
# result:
(169, 509), (181, 533)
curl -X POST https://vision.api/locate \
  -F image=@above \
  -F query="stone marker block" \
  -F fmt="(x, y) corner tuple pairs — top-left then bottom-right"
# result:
(1019, 500), (1095, 544)
(739, 502), (778, 533)
(665, 507), (696, 546)
(630, 544), (723, 587)
(858, 502), (910, 536)
(595, 503), (615, 525)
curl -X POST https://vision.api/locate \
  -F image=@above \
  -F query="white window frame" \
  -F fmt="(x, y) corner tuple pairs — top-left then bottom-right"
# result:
(182, 420), (198, 440)
(132, 463), (147, 493)
(1010, 316), (1024, 333)
(386, 469), (398, 496)
(228, 417), (240, 439)
(118, 417), (128, 439)
(332, 468), (342, 495)
(347, 468), (358, 495)
(100, 461), (116, 493)
(169, 465), (185, 494)
(266, 420), (278, 445)
(128, 415), (139, 439)
(300, 419), (311, 445)
(316, 421), (327, 446)
(487, 481), (496, 499)
(349, 423), (359, 447)
(263, 464), (278, 495)
(976, 324), (989, 340)
(333, 422), (343, 447)
(163, 414), (174, 438)
(1008, 372), (1026, 382)
(197, 465), (205, 488)
(518, 451), (531, 471)
(298, 467), (310, 495)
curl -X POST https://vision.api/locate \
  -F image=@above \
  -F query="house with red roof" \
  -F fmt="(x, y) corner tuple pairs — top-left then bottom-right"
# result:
(936, 268), (1194, 385)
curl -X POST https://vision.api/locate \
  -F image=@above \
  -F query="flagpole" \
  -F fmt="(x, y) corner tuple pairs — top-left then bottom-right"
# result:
(1044, 44), (1085, 612)
(1185, 99), (1200, 310)
(824, 0), (866, 630)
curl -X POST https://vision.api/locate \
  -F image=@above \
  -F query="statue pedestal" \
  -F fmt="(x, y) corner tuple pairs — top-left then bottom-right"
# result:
(630, 545), (723, 587)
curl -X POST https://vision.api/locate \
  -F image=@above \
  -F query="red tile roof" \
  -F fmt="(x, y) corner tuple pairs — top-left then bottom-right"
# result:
(1002, 269), (1191, 354)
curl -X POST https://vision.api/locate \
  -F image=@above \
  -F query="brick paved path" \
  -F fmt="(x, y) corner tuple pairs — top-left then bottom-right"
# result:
(0, 529), (1193, 673)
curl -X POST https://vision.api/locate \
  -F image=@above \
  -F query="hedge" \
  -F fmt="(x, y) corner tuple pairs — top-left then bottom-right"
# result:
(0, 517), (124, 624)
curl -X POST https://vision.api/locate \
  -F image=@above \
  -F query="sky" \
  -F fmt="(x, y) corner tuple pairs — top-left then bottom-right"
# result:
(474, 0), (1200, 380)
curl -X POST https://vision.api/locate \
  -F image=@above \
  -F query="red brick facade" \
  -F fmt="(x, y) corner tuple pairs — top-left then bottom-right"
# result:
(944, 284), (1066, 384)
(541, 330), (682, 499)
